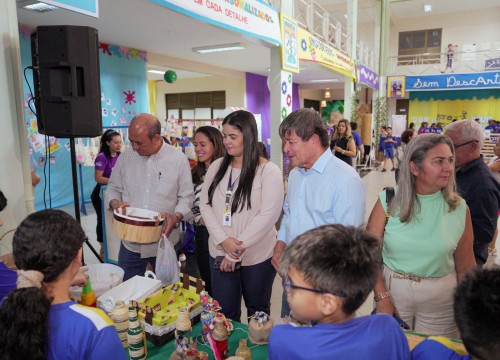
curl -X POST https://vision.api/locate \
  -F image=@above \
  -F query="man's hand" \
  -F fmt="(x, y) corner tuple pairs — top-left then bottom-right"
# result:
(110, 200), (129, 212)
(272, 241), (287, 273)
(71, 268), (89, 287)
(159, 213), (179, 237)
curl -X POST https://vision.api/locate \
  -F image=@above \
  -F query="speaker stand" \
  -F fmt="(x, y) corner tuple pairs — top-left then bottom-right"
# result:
(69, 138), (103, 265)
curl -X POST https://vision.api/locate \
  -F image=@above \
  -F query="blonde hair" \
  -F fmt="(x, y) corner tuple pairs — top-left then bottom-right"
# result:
(332, 119), (352, 141)
(390, 134), (461, 223)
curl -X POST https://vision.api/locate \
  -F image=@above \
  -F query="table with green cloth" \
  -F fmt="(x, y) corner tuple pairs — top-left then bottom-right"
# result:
(132, 321), (269, 359)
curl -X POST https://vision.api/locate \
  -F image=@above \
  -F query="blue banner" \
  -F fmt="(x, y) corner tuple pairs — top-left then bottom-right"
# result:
(44, 0), (98, 18)
(405, 72), (500, 91)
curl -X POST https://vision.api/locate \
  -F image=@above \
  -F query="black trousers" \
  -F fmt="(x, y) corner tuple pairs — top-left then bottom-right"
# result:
(209, 256), (276, 322)
(90, 184), (103, 243)
(194, 225), (212, 295)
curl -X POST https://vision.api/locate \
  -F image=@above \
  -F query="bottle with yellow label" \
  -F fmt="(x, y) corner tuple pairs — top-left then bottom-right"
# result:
(80, 278), (96, 307)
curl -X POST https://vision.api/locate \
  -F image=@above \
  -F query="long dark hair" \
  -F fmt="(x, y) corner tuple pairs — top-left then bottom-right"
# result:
(192, 126), (224, 186)
(0, 210), (86, 360)
(99, 129), (121, 158)
(208, 110), (260, 213)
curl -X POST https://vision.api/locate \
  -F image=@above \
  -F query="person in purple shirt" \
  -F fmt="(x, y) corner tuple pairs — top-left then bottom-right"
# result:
(91, 129), (122, 256)
(0, 190), (16, 302)
(418, 122), (430, 134)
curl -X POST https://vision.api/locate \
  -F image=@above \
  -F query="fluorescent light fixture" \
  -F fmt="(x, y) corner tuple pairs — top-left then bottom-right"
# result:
(23, 1), (59, 12)
(424, 4), (432, 13)
(193, 43), (246, 54)
(310, 79), (338, 83)
(147, 70), (166, 75)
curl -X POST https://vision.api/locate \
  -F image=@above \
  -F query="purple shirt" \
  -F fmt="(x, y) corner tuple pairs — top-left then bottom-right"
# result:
(94, 152), (120, 185)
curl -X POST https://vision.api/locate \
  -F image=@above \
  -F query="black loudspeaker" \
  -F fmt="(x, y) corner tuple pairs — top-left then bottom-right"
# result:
(31, 26), (102, 137)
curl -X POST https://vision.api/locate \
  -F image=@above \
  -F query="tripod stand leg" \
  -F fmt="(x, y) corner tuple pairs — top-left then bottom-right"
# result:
(69, 138), (103, 264)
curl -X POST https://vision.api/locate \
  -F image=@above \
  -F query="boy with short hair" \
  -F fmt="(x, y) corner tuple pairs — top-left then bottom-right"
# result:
(382, 126), (397, 172)
(268, 225), (410, 360)
(412, 268), (500, 360)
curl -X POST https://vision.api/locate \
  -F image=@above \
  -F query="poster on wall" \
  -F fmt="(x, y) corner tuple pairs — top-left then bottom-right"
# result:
(387, 76), (405, 98)
(281, 15), (299, 73)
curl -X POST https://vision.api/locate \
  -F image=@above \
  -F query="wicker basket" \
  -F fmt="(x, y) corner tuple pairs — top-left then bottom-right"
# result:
(113, 207), (164, 244)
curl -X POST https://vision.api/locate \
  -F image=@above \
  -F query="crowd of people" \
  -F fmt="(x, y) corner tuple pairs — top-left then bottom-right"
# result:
(1, 111), (499, 359)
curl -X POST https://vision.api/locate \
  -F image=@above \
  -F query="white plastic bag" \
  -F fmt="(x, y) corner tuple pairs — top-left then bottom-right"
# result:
(155, 234), (179, 287)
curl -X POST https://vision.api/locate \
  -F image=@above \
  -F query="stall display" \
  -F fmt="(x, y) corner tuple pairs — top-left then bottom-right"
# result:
(128, 305), (147, 360)
(135, 274), (205, 346)
(248, 312), (273, 345)
(97, 270), (162, 313)
(109, 301), (129, 348)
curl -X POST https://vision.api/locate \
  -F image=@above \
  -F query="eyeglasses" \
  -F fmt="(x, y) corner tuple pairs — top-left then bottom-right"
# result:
(282, 276), (346, 297)
(453, 140), (478, 149)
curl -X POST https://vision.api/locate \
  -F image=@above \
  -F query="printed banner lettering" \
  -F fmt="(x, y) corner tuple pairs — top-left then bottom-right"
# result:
(150, 0), (281, 46)
(358, 65), (378, 90)
(297, 27), (356, 80)
(406, 72), (500, 91)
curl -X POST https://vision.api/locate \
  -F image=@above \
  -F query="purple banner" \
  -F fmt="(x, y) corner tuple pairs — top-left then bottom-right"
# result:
(358, 65), (379, 90)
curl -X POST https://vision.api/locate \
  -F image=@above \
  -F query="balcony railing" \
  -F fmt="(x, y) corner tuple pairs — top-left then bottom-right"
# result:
(388, 49), (500, 75)
(267, 0), (377, 70)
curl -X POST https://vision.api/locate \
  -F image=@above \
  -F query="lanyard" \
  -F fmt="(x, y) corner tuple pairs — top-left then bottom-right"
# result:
(225, 169), (238, 209)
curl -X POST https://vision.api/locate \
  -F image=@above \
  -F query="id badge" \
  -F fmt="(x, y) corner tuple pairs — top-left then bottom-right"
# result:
(223, 209), (232, 226)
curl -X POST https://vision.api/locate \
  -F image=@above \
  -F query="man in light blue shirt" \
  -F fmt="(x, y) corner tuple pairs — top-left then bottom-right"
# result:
(272, 108), (366, 317)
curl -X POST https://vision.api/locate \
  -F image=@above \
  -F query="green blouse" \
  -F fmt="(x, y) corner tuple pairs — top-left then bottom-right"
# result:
(380, 190), (466, 278)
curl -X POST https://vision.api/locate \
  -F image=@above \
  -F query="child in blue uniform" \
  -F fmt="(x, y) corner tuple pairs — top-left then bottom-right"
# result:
(382, 126), (397, 172)
(0, 210), (126, 360)
(268, 225), (410, 360)
(412, 268), (500, 360)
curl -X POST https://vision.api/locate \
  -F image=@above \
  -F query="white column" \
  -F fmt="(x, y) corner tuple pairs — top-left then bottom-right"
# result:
(344, 0), (357, 121)
(269, 0), (294, 171)
(0, 0), (31, 250)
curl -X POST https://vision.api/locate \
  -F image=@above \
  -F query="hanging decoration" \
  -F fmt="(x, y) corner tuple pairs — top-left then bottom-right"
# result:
(164, 70), (178, 84)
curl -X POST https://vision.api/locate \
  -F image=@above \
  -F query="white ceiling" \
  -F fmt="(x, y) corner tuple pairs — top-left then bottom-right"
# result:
(16, 0), (500, 88)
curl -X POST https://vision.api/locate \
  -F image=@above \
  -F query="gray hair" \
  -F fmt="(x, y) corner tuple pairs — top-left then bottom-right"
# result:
(390, 133), (461, 223)
(279, 109), (329, 148)
(444, 120), (484, 148)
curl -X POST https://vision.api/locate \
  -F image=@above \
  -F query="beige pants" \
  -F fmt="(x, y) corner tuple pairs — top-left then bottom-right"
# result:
(383, 265), (459, 339)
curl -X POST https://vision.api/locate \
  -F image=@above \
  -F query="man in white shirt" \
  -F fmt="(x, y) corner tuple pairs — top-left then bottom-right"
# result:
(272, 108), (366, 317)
(106, 114), (194, 280)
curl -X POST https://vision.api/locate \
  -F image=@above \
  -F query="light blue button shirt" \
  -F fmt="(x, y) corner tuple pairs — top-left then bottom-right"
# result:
(278, 149), (366, 245)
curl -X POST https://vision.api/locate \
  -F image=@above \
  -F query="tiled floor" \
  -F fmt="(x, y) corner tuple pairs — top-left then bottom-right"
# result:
(60, 168), (500, 324)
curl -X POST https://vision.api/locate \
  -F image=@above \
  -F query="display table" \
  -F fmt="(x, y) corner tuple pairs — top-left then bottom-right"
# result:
(131, 321), (268, 359)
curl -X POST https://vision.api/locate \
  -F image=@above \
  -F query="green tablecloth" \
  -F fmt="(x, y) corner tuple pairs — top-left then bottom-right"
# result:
(135, 321), (268, 359)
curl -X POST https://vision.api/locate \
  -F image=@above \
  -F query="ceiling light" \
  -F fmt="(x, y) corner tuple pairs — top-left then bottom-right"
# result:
(320, 100), (327, 108)
(21, 1), (59, 12)
(310, 79), (338, 83)
(147, 70), (166, 74)
(324, 91), (331, 99)
(192, 43), (246, 54)
(424, 4), (432, 13)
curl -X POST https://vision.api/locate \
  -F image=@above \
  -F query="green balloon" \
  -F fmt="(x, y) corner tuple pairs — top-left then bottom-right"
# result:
(164, 70), (177, 83)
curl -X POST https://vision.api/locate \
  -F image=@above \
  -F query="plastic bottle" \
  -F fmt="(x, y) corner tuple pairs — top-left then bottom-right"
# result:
(80, 278), (96, 307)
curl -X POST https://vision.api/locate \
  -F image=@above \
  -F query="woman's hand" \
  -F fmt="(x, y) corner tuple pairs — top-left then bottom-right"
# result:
(375, 297), (397, 315)
(334, 146), (343, 153)
(220, 257), (238, 273)
(220, 237), (245, 259)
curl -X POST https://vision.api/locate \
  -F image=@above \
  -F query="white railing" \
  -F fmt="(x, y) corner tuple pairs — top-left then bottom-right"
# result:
(267, 0), (378, 71)
(387, 49), (500, 75)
